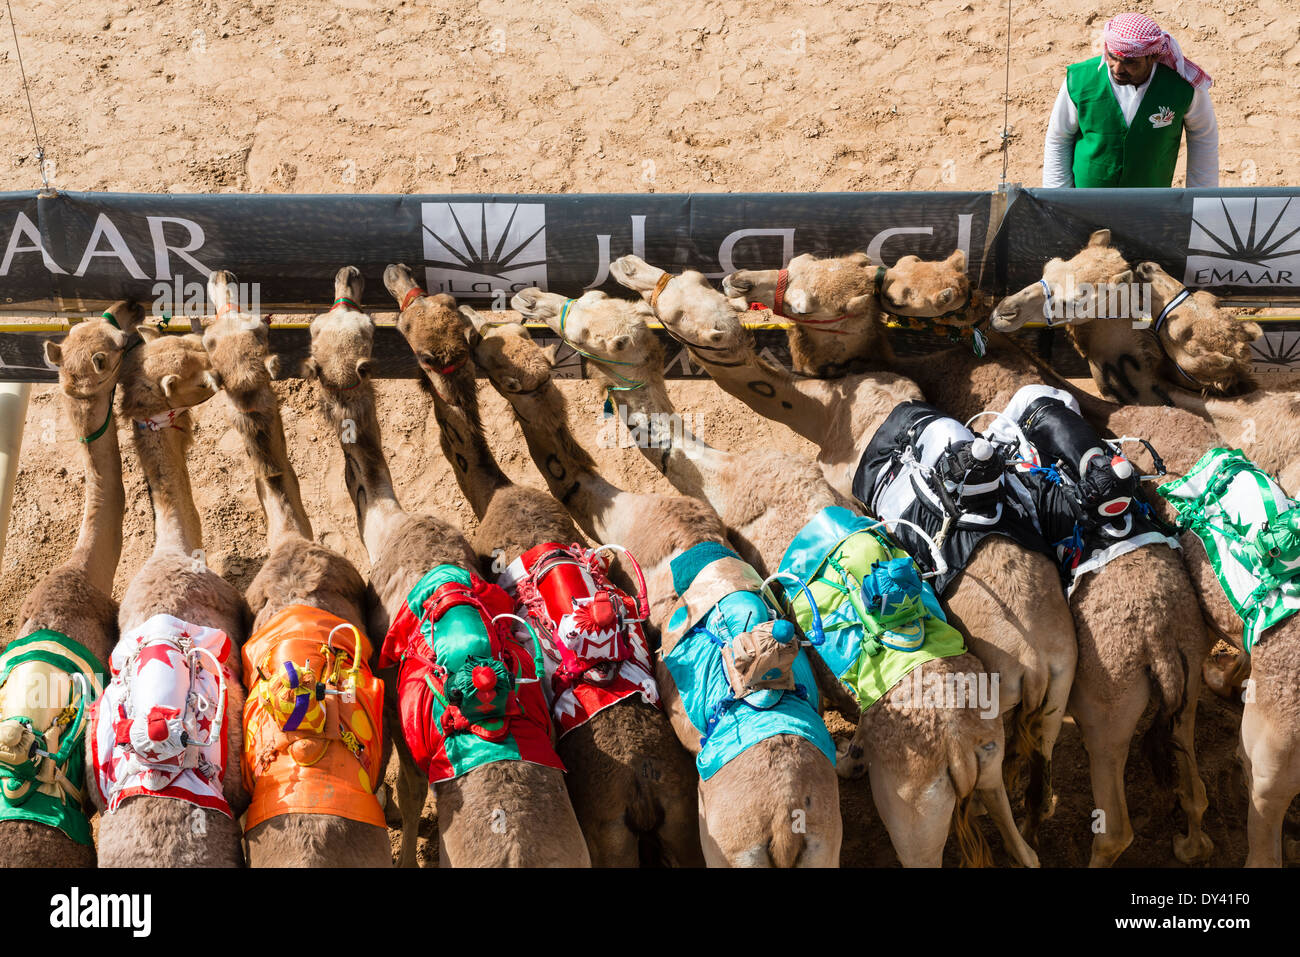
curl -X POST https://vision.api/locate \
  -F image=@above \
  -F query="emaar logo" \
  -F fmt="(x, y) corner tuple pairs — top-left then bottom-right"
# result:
(1185, 196), (1300, 287)
(420, 202), (547, 298)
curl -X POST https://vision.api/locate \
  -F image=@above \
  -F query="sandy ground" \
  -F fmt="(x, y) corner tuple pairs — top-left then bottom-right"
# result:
(1, 0), (1297, 866)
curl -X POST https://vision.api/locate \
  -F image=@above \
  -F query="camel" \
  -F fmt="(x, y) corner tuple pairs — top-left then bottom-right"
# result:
(515, 287), (1040, 867)
(377, 264), (701, 867)
(89, 324), (252, 867)
(303, 267), (590, 868)
(720, 248), (1217, 865)
(462, 311), (842, 867)
(201, 270), (391, 867)
(993, 251), (1300, 491)
(610, 256), (1076, 845)
(0, 304), (136, 867)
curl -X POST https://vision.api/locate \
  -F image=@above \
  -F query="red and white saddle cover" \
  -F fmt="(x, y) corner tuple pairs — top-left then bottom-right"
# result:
(500, 544), (659, 736)
(90, 614), (233, 816)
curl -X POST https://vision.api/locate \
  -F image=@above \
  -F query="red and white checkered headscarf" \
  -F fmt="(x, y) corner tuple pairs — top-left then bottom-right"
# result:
(1102, 13), (1212, 90)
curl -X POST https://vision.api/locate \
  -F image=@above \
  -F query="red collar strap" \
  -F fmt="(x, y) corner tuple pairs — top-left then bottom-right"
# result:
(216, 302), (238, 317)
(772, 269), (790, 318)
(400, 287), (426, 312)
(435, 359), (462, 376)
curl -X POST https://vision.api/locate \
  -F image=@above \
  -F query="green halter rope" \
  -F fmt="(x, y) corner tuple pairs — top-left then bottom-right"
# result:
(331, 297), (361, 312)
(557, 298), (645, 417)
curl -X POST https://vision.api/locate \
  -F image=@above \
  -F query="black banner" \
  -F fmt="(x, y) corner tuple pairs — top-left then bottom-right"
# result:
(0, 190), (995, 314)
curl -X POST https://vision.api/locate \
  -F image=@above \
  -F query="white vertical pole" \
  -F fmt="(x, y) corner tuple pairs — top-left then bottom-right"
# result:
(0, 383), (32, 570)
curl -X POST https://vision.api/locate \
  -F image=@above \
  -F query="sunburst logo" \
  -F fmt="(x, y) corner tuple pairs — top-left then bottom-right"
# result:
(1251, 330), (1300, 370)
(1185, 196), (1300, 287)
(420, 202), (547, 298)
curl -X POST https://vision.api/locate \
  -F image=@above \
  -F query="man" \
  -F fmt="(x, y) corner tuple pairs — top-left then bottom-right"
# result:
(1043, 13), (1219, 188)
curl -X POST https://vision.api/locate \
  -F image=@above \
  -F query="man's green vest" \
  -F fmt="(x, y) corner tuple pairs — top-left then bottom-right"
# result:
(1066, 56), (1194, 187)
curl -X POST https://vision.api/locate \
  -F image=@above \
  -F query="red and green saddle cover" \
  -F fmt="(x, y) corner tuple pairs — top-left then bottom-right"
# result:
(380, 564), (565, 784)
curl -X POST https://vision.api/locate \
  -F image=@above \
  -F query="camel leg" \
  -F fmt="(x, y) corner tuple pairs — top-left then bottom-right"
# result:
(869, 764), (953, 867)
(697, 788), (732, 867)
(1240, 700), (1300, 868)
(1069, 679), (1148, 868)
(978, 781), (1040, 867)
(392, 731), (428, 869)
(1170, 658), (1214, 864)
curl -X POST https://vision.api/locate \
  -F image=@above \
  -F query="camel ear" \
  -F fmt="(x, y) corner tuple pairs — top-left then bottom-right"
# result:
(204, 371), (221, 392)
(1134, 261), (1158, 280)
(1109, 269), (1135, 287)
(784, 289), (810, 315)
(356, 358), (374, 379)
(91, 352), (108, 374)
(300, 357), (320, 380)
(1088, 229), (1112, 248)
(136, 324), (163, 343)
(541, 343), (560, 366)
(946, 248), (967, 271)
(1238, 321), (1263, 343)
(160, 373), (181, 398)
(847, 251), (872, 266)
(264, 354), (281, 379)
(44, 340), (62, 367)
(843, 293), (875, 315)
(609, 334), (634, 354)
(457, 305), (487, 331)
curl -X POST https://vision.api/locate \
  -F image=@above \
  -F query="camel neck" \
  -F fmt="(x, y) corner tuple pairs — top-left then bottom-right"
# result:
(497, 381), (628, 543)
(596, 360), (718, 500)
(65, 388), (125, 595)
(225, 382), (314, 546)
(319, 383), (405, 561)
(430, 364), (511, 519)
(687, 335), (833, 445)
(131, 415), (203, 554)
(788, 311), (894, 376)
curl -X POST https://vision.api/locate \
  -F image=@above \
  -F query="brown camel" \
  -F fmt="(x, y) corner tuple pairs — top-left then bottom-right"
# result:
(610, 256), (1076, 847)
(723, 246), (1217, 864)
(464, 312), (842, 867)
(379, 264), (702, 867)
(517, 288), (1039, 867)
(90, 325), (252, 867)
(304, 266), (590, 868)
(201, 270), (391, 867)
(0, 304), (137, 867)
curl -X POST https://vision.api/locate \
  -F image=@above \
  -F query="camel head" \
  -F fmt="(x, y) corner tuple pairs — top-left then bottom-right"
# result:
(723, 252), (879, 319)
(200, 270), (276, 399)
(383, 263), (471, 393)
(303, 266), (376, 393)
(991, 229), (1133, 332)
(1134, 260), (1261, 394)
(44, 303), (138, 400)
(610, 255), (750, 358)
(879, 249), (972, 318)
(512, 287), (659, 380)
(458, 306), (558, 400)
(122, 326), (220, 417)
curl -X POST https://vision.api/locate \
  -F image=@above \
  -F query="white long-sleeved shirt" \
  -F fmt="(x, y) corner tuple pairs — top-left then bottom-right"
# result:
(1042, 60), (1220, 188)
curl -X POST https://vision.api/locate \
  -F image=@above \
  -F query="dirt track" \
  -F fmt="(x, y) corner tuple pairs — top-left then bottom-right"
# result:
(2, 0), (1297, 866)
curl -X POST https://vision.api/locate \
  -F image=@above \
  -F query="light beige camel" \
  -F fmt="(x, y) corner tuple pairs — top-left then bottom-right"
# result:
(994, 250), (1300, 491)
(465, 313), (842, 867)
(610, 256), (1076, 846)
(201, 270), (391, 867)
(516, 288), (1040, 867)
(92, 325), (252, 867)
(722, 246), (1218, 865)
(302, 268), (592, 868)
(378, 264), (702, 867)
(0, 304), (137, 867)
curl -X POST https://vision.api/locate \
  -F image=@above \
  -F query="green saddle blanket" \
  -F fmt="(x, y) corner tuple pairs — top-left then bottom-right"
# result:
(1158, 447), (1300, 651)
